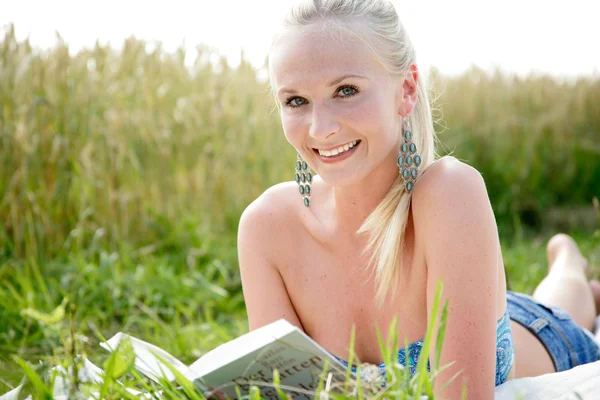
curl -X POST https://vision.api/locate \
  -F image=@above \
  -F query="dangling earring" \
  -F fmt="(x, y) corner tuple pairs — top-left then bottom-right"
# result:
(396, 117), (421, 193)
(295, 153), (312, 207)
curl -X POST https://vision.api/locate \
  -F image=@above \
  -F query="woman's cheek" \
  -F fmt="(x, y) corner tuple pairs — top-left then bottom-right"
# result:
(352, 100), (392, 138)
(281, 116), (305, 147)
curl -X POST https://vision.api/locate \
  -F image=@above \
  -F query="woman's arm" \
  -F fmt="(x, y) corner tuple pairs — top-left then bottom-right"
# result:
(238, 191), (305, 332)
(413, 158), (499, 400)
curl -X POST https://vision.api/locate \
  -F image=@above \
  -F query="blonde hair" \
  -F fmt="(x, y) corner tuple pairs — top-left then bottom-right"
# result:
(269, 0), (439, 308)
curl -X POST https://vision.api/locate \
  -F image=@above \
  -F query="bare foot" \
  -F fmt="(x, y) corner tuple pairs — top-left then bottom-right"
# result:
(590, 280), (600, 316)
(546, 233), (589, 276)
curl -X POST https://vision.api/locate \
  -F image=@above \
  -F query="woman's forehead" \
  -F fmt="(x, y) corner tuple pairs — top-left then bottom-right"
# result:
(269, 24), (385, 91)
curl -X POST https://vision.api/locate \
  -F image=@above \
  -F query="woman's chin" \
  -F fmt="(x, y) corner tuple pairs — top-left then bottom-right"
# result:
(312, 171), (369, 188)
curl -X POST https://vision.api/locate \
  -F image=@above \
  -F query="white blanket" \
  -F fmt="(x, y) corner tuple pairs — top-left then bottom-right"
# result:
(495, 317), (600, 400)
(494, 360), (600, 399)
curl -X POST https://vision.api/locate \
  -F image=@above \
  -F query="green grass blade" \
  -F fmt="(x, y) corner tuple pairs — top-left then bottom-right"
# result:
(344, 324), (356, 394)
(12, 356), (52, 399)
(153, 353), (203, 400)
(272, 369), (290, 400)
(414, 280), (443, 396)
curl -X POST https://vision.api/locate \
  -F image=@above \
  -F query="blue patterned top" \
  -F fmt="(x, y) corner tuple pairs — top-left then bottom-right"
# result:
(331, 309), (514, 387)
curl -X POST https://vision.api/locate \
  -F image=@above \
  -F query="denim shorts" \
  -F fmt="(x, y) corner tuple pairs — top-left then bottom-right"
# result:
(507, 291), (600, 371)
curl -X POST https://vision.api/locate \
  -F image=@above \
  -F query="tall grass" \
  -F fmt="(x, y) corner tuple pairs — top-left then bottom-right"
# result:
(432, 67), (600, 235)
(0, 24), (293, 262)
(1, 24), (599, 261)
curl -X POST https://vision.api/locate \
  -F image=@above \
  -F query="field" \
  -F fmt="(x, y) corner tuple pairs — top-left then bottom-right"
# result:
(1, 24), (599, 397)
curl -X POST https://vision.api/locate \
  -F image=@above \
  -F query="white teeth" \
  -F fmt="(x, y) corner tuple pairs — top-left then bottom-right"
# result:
(318, 140), (359, 157)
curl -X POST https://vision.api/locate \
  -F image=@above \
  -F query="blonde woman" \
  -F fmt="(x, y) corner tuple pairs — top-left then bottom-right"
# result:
(237, 0), (600, 398)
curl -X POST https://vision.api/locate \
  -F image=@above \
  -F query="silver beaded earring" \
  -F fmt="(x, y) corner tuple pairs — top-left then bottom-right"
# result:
(295, 153), (313, 207)
(396, 118), (421, 193)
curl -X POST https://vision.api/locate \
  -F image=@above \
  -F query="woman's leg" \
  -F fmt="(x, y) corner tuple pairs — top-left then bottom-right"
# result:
(591, 281), (600, 312)
(591, 280), (600, 341)
(511, 233), (599, 379)
(532, 233), (598, 332)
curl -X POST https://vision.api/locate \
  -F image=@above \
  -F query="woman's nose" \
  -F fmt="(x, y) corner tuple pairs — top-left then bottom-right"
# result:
(308, 105), (340, 140)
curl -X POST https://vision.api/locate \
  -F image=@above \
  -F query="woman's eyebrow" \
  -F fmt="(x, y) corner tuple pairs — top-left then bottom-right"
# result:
(327, 74), (367, 87)
(278, 74), (367, 95)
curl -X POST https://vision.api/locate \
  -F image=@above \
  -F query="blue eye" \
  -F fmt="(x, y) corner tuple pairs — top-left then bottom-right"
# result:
(285, 97), (306, 107)
(338, 85), (358, 97)
(284, 84), (359, 109)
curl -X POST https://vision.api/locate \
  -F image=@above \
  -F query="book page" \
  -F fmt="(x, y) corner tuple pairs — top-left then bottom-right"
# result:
(191, 320), (353, 399)
(189, 319), (296, 377)
(100, 332), (194, 382)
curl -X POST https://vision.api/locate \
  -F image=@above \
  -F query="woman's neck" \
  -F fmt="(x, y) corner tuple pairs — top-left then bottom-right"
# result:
(324, 151), (400, 236)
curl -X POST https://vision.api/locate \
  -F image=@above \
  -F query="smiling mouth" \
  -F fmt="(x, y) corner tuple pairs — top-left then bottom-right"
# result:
(313, 140), (361, 158)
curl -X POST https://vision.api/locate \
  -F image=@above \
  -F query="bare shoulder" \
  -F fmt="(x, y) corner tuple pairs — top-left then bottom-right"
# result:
(237, 181), (308, 331)
(412, 156), (488, 213)
(238, 181), (299, 249)
(411, 156), (493, 235)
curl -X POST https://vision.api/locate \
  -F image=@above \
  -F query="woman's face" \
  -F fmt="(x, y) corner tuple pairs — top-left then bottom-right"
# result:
(269, 23), (407, 187)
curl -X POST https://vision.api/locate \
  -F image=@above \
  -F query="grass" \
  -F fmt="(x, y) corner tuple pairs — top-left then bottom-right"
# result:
(2, 231), (598, 398)
(1, 22), (599, 398)
(503, 230), (600, 294)
(3, 282), (455, 400)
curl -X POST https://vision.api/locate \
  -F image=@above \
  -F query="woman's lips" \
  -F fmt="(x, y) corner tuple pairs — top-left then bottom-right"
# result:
(313, 140), (361, 163)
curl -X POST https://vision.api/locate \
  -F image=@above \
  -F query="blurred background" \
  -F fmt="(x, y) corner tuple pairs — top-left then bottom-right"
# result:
(0, 0), (599, 393)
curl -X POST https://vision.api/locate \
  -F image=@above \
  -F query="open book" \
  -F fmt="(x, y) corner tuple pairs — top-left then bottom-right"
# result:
(100, 319), (353, 399)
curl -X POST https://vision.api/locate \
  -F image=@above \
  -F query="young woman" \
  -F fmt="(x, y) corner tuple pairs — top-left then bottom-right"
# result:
(237, 0), (600, 398)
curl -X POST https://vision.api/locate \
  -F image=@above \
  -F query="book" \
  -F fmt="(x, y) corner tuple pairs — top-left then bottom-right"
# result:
(100, 318), (354, 399)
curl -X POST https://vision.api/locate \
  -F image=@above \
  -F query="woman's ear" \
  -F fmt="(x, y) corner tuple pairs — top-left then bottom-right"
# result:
(396, 64), (419, 116)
